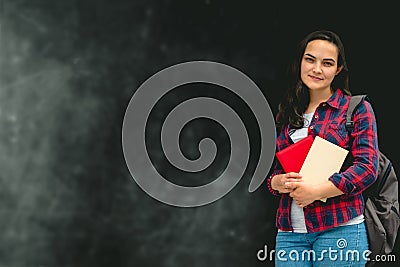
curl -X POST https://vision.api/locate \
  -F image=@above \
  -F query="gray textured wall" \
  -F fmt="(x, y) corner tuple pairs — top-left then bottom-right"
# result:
(0, 1), (398, 266)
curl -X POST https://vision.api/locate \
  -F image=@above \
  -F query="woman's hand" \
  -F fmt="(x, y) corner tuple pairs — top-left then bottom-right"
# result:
(286, 180), (344, 207)
(286, 182), (321, 208)
(271, 172), (303, 194)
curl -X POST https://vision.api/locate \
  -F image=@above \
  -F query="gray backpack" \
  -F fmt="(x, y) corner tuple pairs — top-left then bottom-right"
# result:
(346, 95), (400, 265)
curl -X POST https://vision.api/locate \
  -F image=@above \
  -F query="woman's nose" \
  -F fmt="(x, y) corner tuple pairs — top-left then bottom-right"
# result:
(313, 62), (322, 73)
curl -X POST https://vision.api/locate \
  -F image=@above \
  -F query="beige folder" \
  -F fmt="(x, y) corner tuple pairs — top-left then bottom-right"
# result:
(299, 136), (349, 202)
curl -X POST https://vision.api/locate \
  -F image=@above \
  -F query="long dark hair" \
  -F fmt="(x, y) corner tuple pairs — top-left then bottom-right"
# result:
(276, 30), (351, 130)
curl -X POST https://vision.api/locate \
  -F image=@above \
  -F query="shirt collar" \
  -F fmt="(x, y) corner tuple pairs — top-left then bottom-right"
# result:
(324, 88), (344, 109)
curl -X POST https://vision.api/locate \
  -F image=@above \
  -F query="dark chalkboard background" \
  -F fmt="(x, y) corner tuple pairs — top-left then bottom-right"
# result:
(0, 1), (398, 266)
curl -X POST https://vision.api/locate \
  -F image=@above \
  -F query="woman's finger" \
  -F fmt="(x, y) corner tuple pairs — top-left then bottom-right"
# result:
(285, 172), (303, 179)
(285, 178), (304, 183)
(285, 182), (300, 189)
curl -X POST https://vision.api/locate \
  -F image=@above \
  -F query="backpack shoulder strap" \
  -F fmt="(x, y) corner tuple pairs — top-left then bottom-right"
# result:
(345, 94), (368, 133)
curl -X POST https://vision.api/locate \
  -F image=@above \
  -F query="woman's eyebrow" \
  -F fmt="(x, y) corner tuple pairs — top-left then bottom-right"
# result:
(305, 53), (316, 59)
(305, 53), (336, 62)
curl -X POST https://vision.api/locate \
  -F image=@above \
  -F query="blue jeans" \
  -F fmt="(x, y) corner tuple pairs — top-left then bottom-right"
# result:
(275, 222), (369, 267)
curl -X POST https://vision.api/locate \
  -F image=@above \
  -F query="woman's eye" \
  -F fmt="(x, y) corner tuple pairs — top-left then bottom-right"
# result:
(323, 62), (334, 66)
(305, 57), (314, 62)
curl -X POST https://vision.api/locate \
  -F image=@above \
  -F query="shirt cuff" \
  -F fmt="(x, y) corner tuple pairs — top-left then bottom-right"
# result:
(328, 173), (356, 195)
(267, 175), (280, 196)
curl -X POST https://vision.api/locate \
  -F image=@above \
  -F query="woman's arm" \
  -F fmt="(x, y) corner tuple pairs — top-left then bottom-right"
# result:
(286, 180), (344, 207)
(328, 100), (379, 195)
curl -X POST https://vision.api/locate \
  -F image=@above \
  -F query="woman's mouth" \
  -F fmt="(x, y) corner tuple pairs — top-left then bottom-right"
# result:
(309, 75), (323, 81)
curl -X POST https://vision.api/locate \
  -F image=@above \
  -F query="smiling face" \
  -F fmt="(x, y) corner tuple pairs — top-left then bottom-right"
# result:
(300, 39), (343, 93)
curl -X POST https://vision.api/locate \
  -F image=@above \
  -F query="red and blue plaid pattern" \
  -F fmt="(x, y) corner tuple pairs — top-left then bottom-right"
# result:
(267, 88), (379, 232)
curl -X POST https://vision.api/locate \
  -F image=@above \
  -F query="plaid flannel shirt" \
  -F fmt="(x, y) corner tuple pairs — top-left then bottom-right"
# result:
(267, 88), (379, 232)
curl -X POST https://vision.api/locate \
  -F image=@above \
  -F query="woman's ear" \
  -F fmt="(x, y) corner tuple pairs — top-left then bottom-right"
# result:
(336, 66), (343, 75)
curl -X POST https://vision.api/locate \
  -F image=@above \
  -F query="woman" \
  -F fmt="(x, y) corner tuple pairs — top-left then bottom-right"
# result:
(267, 30), (379, 266)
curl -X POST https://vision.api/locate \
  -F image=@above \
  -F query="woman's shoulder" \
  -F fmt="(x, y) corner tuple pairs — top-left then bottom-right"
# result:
(347, 94), (375, 116)
(345, 95), (377, 129)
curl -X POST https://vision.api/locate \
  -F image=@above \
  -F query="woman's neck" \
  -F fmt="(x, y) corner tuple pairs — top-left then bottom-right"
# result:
(305, 89), (333, 114)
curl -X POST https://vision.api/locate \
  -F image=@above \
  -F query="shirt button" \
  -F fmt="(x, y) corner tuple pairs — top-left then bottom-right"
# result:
(322, 103), (326, 106)
(310, 125), (314, 130)
(314, 115), (319, 119)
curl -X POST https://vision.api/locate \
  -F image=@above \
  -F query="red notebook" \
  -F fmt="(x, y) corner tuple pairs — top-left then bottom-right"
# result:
(275, 135), (314, 173)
